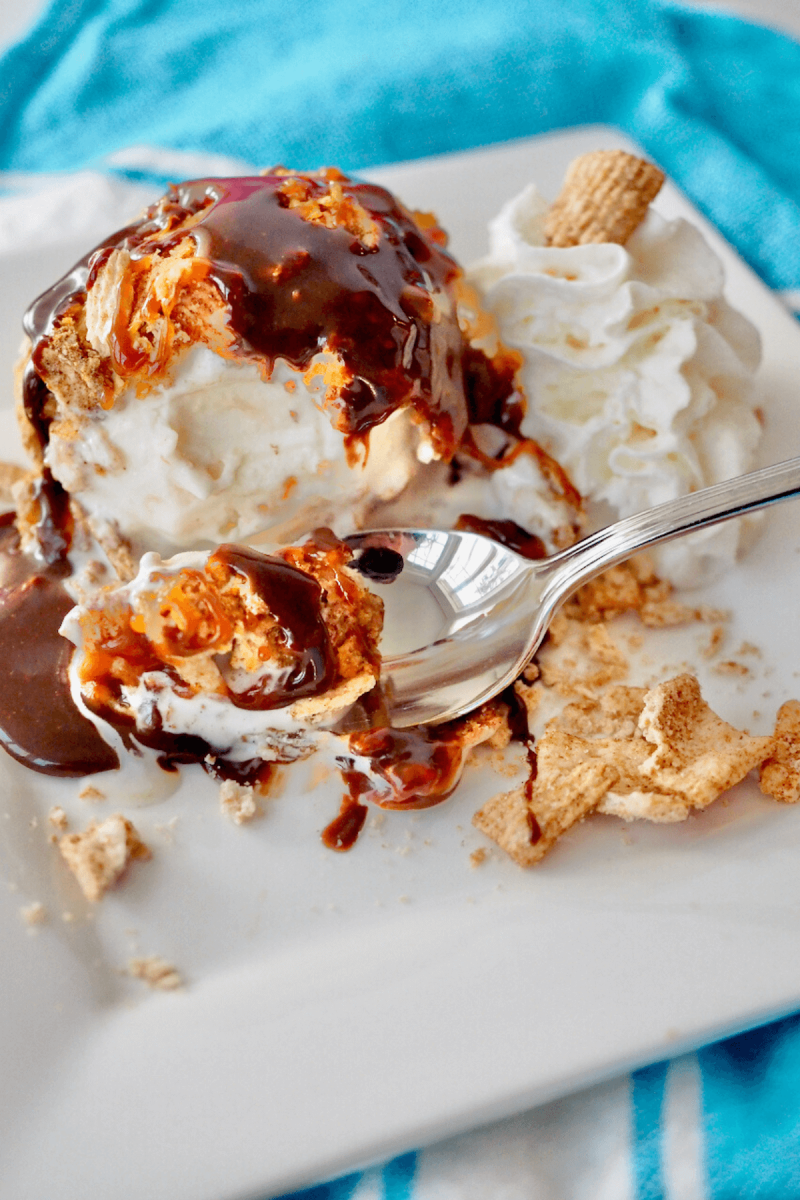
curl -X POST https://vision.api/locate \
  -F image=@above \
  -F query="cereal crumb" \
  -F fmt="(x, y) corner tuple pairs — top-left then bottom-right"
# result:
(59, 814), (151, 901)
(701, 626), (726, 659)
(48, 806), (68, 831)
(19, 901), (46, 926)
(469, 847), (487, 868)
(713, 660), (750, 677)
(219, 780), (259, 824)
(153, 816), (180, 842)
(78, 785), (106, 803)
(127, 955), (183, 991)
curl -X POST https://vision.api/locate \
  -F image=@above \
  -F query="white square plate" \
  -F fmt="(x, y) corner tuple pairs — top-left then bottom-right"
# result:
(2, 127), (800, 1200)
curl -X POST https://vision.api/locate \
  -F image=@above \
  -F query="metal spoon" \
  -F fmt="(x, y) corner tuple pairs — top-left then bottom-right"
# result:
(345, 455), (800, 728)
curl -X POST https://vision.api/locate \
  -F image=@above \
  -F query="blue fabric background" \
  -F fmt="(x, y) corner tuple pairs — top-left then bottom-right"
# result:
(1, 0), (800, 290)
(3, 2), (800, 1195)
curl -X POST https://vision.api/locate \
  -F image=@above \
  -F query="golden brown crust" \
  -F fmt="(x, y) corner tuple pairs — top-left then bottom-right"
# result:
(545, 151), (665, 248)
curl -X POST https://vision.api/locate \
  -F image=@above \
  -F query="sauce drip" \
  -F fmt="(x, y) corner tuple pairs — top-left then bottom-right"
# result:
(343, 724), (465, 811)
(0, 521), (119, 777)
(498, 682), (540, 842)
(321, 797), (369, 851)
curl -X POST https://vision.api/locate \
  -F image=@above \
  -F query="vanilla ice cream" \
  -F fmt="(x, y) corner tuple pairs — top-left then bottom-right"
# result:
(16, 170), (510, 568)
(469, 183), (763, 585)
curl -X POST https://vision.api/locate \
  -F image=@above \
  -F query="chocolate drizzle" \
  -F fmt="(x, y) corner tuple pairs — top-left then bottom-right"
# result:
(20, 174), (501, 472)
(343, 724), (466, 812)
(0, 522), (119, 776)
(208, 544), (335, 709)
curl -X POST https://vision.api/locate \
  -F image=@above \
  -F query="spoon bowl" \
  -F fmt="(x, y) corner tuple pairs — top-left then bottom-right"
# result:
(346, 454), (800, 727)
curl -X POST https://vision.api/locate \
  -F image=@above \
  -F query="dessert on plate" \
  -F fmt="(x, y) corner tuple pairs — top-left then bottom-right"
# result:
(1, 151), (793, 886)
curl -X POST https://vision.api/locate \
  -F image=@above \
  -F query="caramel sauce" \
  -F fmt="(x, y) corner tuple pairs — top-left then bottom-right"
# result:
(344, 724), (465, 811)
(0, 521), (119, 777)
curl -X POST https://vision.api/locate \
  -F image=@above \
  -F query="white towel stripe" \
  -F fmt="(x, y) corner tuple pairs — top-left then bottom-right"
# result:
(662, 1054), (705, 1200)
(412, 1075), (633, 1200)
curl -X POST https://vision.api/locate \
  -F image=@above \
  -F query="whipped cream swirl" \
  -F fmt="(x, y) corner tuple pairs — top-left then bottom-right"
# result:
(469, 185), (763, 586)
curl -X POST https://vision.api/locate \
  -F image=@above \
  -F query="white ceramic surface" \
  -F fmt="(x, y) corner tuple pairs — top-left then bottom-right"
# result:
(2, 128), (800, 1200)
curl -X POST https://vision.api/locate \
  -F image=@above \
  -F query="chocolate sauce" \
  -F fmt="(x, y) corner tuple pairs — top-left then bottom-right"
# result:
(0, 524), (119, 777)
(21, 174), (487, 464)
(498, 682), (540, 839)
(455, 514), (547, 561)
(321, 797), (369, 851)
(209, 544), (335, 708)
(462, 343), (526, 436)
(203, 756), (276, 789)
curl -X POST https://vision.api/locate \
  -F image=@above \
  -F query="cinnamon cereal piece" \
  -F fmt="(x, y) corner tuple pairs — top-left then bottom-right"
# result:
(640, 598), (698, 628)
(702, 625), (726, 659)
(59, 815), (151, 901)
(127, 956), (183, 991)
(475, 755), (621, 868)
(545, 151), (665, 248)
(713, 660), (751, 678)
(477, 675), (776, 865)
(638, 675), (773, 809)
(278, 172), (380, 248)
(760, 700), (800, 803)
(554, 685), (648, 739)
(538, 618), (629, 696)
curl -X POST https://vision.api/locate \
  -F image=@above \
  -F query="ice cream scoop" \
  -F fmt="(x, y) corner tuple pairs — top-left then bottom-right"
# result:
(347, 455), (800, 726)
(16, 169), (542, 570)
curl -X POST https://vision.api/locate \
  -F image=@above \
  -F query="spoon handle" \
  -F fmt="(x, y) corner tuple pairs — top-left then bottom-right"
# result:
(542, 454), (800, 599)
